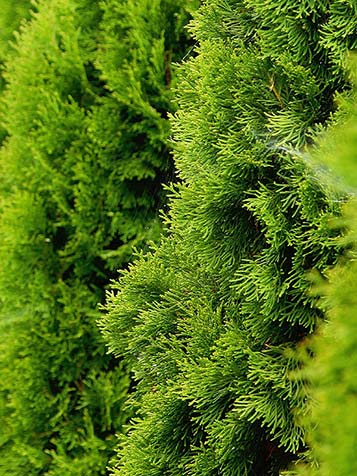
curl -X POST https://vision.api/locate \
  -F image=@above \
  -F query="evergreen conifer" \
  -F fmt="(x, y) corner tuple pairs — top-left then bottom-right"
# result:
(0, 0), (32, 62)
(0, 0), (33, 138)
(101, 1), (357, 475)
(294, 60), (357, 476)
(0, 0), (197, 474)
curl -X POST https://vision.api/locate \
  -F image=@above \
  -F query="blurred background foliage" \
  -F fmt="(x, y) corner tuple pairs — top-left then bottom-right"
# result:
(0, 0), (198, 475)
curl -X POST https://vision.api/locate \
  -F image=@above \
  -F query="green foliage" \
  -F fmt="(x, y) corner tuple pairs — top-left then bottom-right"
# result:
(291, 60), (357, 476)
(101, 1), (357, 475)
(292, 258), (357, 476)
(0, 0), (33, 60)
(0, 0), (33, 139)
(0, 0), (197, 474)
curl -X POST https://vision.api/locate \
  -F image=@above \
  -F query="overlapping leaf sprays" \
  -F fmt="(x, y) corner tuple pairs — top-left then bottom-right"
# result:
(0, 0), (197, 474)
(0, 0), (33, 138)
(102, 1), (357, 475)
(295, 60), (357, 476)
(0, 0), (32, 62)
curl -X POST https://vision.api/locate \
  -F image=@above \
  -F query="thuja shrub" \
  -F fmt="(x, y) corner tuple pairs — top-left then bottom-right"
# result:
(101, 1), (357, 475)
(0, 0), (197, 475)
(296, 246), (357, 476)
(0, 0), (33, 61)
(0, 0), (33, 139)
(295, 62), (357, 476)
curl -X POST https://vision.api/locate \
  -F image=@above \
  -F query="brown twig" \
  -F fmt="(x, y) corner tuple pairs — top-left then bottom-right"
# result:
(269, 76), (284, 108)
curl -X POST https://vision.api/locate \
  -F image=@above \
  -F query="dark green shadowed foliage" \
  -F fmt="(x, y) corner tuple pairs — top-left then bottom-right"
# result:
(0, 0), (197, 475)
(101, 1), (357, 475)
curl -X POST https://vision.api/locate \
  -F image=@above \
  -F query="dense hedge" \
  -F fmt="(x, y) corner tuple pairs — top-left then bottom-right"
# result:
(0, 0), (32, 61)
(0, 0), (197, 475)
(296, 60), (357, 476)
(0, 0), (33, 139)
(101, 1), (357, 475)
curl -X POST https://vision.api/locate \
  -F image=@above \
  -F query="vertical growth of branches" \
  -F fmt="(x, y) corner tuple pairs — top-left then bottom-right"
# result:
(0, 0), (197, 475)
(101, 1), (357, 475)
